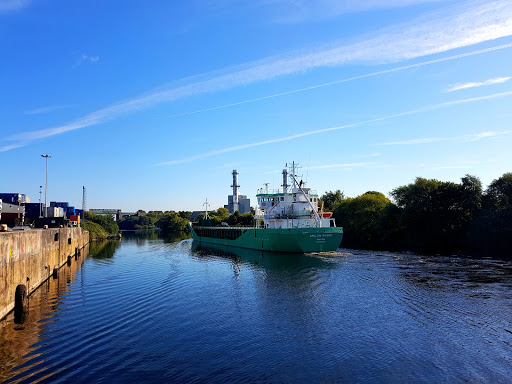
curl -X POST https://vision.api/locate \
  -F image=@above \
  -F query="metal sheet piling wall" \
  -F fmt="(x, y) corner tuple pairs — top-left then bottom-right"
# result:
(0, 228), (89, 320)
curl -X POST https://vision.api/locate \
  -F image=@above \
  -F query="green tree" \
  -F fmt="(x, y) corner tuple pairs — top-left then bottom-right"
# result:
(178, 211), (192, 220)
(156, 211), (189, 234)
(225, 211), (254, 226)
(391, 176), (482, 253)
(320, 190), (345, 210)
(333, 191), (394, 249)
(117, 216), (139, 230)
(483, 172), (512, 211)
(85, 211), (119, 235)
(137, 215), (153, 228)
(460, 174), (483, 217)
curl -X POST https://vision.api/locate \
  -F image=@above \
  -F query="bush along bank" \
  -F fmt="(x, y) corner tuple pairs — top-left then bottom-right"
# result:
(82, 212), (120, 241)
(325, 172), (512, 258)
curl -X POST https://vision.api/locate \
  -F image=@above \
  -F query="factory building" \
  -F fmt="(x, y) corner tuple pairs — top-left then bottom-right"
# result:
(0, 193), (29, 205)
(224, 170), (251, 214)
(0, 192), (83, 229)
(0, 200), (25, 227)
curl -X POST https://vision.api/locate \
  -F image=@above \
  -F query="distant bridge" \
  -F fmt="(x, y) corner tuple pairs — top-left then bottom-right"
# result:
(89, 209), (122, 221)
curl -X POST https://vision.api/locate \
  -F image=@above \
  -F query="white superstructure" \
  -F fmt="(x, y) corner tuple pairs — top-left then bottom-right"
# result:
(255, 162), (335, 229)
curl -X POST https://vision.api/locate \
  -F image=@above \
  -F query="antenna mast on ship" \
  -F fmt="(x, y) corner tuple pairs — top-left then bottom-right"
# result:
(282, 167), (289, 192)
(289, 161), (303, 188)
(203, 198), (210, 219)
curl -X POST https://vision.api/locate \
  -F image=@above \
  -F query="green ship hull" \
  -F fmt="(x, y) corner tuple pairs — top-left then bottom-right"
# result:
(189, 224), (343, 253)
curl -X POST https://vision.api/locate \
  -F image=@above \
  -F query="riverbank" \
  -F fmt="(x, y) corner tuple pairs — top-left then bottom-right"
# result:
(0, 227), (89, 320)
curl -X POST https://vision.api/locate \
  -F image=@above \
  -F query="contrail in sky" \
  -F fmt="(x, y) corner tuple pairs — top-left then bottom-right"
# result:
(445, 76), (511, 92)
(4, 0), (512, 151)
(156, 90), (512, 166)
(156, 42), (512, 120)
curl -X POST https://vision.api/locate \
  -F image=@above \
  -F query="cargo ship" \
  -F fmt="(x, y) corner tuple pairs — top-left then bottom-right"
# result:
(189, 162), (343, 253)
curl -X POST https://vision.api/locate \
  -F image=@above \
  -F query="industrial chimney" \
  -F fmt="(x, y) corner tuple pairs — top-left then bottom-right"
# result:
(231, 170), (239, 212)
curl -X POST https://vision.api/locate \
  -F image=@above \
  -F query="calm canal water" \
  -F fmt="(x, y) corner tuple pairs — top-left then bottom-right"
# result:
(1, 230), (511, 383)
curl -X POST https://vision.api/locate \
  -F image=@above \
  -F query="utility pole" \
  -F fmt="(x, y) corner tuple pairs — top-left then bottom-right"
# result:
(39, 185), (42, 218)
(82, 186), (86, 223)
(41, 154), (51, 218)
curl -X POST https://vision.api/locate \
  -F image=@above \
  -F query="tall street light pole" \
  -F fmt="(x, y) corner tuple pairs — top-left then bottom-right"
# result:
(39, 185), (42, 218)
(41, 154), (51, 218)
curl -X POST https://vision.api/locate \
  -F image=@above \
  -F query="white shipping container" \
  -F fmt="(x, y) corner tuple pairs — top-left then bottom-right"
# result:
(46, 207), (60, 217)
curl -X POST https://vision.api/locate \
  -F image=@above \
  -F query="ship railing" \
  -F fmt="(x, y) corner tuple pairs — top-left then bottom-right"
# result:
(193, 225), (255, 229)
(263, 213), (314, 220)
(256, 188), (318, 195)
(192, 226), (253, 240)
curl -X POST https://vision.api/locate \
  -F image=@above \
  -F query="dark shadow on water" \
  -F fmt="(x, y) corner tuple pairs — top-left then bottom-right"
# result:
(163, 231), (192, 243)
(88, 240), (120, 259)
(191, 241), (331, 270)
(395, 253), (512, 292)
(121, 229), (191, 246)
(121, 229), (161, 241)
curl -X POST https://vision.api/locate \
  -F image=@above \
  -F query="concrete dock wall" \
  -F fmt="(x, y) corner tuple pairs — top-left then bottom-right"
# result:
(0, 228), (89, 320)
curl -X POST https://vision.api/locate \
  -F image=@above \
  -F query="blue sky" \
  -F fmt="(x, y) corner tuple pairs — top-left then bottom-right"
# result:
(1, 0), (512, 212)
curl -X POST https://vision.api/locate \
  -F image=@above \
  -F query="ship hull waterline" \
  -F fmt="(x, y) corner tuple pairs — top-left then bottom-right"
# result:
(189, 224), (343, 253)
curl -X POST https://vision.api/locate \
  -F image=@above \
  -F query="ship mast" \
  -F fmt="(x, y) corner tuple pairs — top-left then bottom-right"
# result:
(289, 171), (321, 227)
(203, 198), (210, 219)
(289, 161), (304, 189)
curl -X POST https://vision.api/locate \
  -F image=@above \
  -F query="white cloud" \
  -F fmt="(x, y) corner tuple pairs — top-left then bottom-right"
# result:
(4, 0), (512, 147)
(269, 0), (448, 23)
(446, 76), (511, 92)
(378, 130), (512, 146)
(378, 137), (449, 145)
(308, 162), (385, 170)
(0, 141), (28, 152)
(73, 54), (100, 68)
(157, 91), (512, 166)
(157, 42), (512, 120)
(0, 0), (29, 13)
(24, 105), (70, 115)
(433, 165), (475, 169)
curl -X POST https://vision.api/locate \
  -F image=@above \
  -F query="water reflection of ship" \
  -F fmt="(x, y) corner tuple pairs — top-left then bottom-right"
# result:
(191, 242), (330, 270)
(191, 242), (337, 333)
